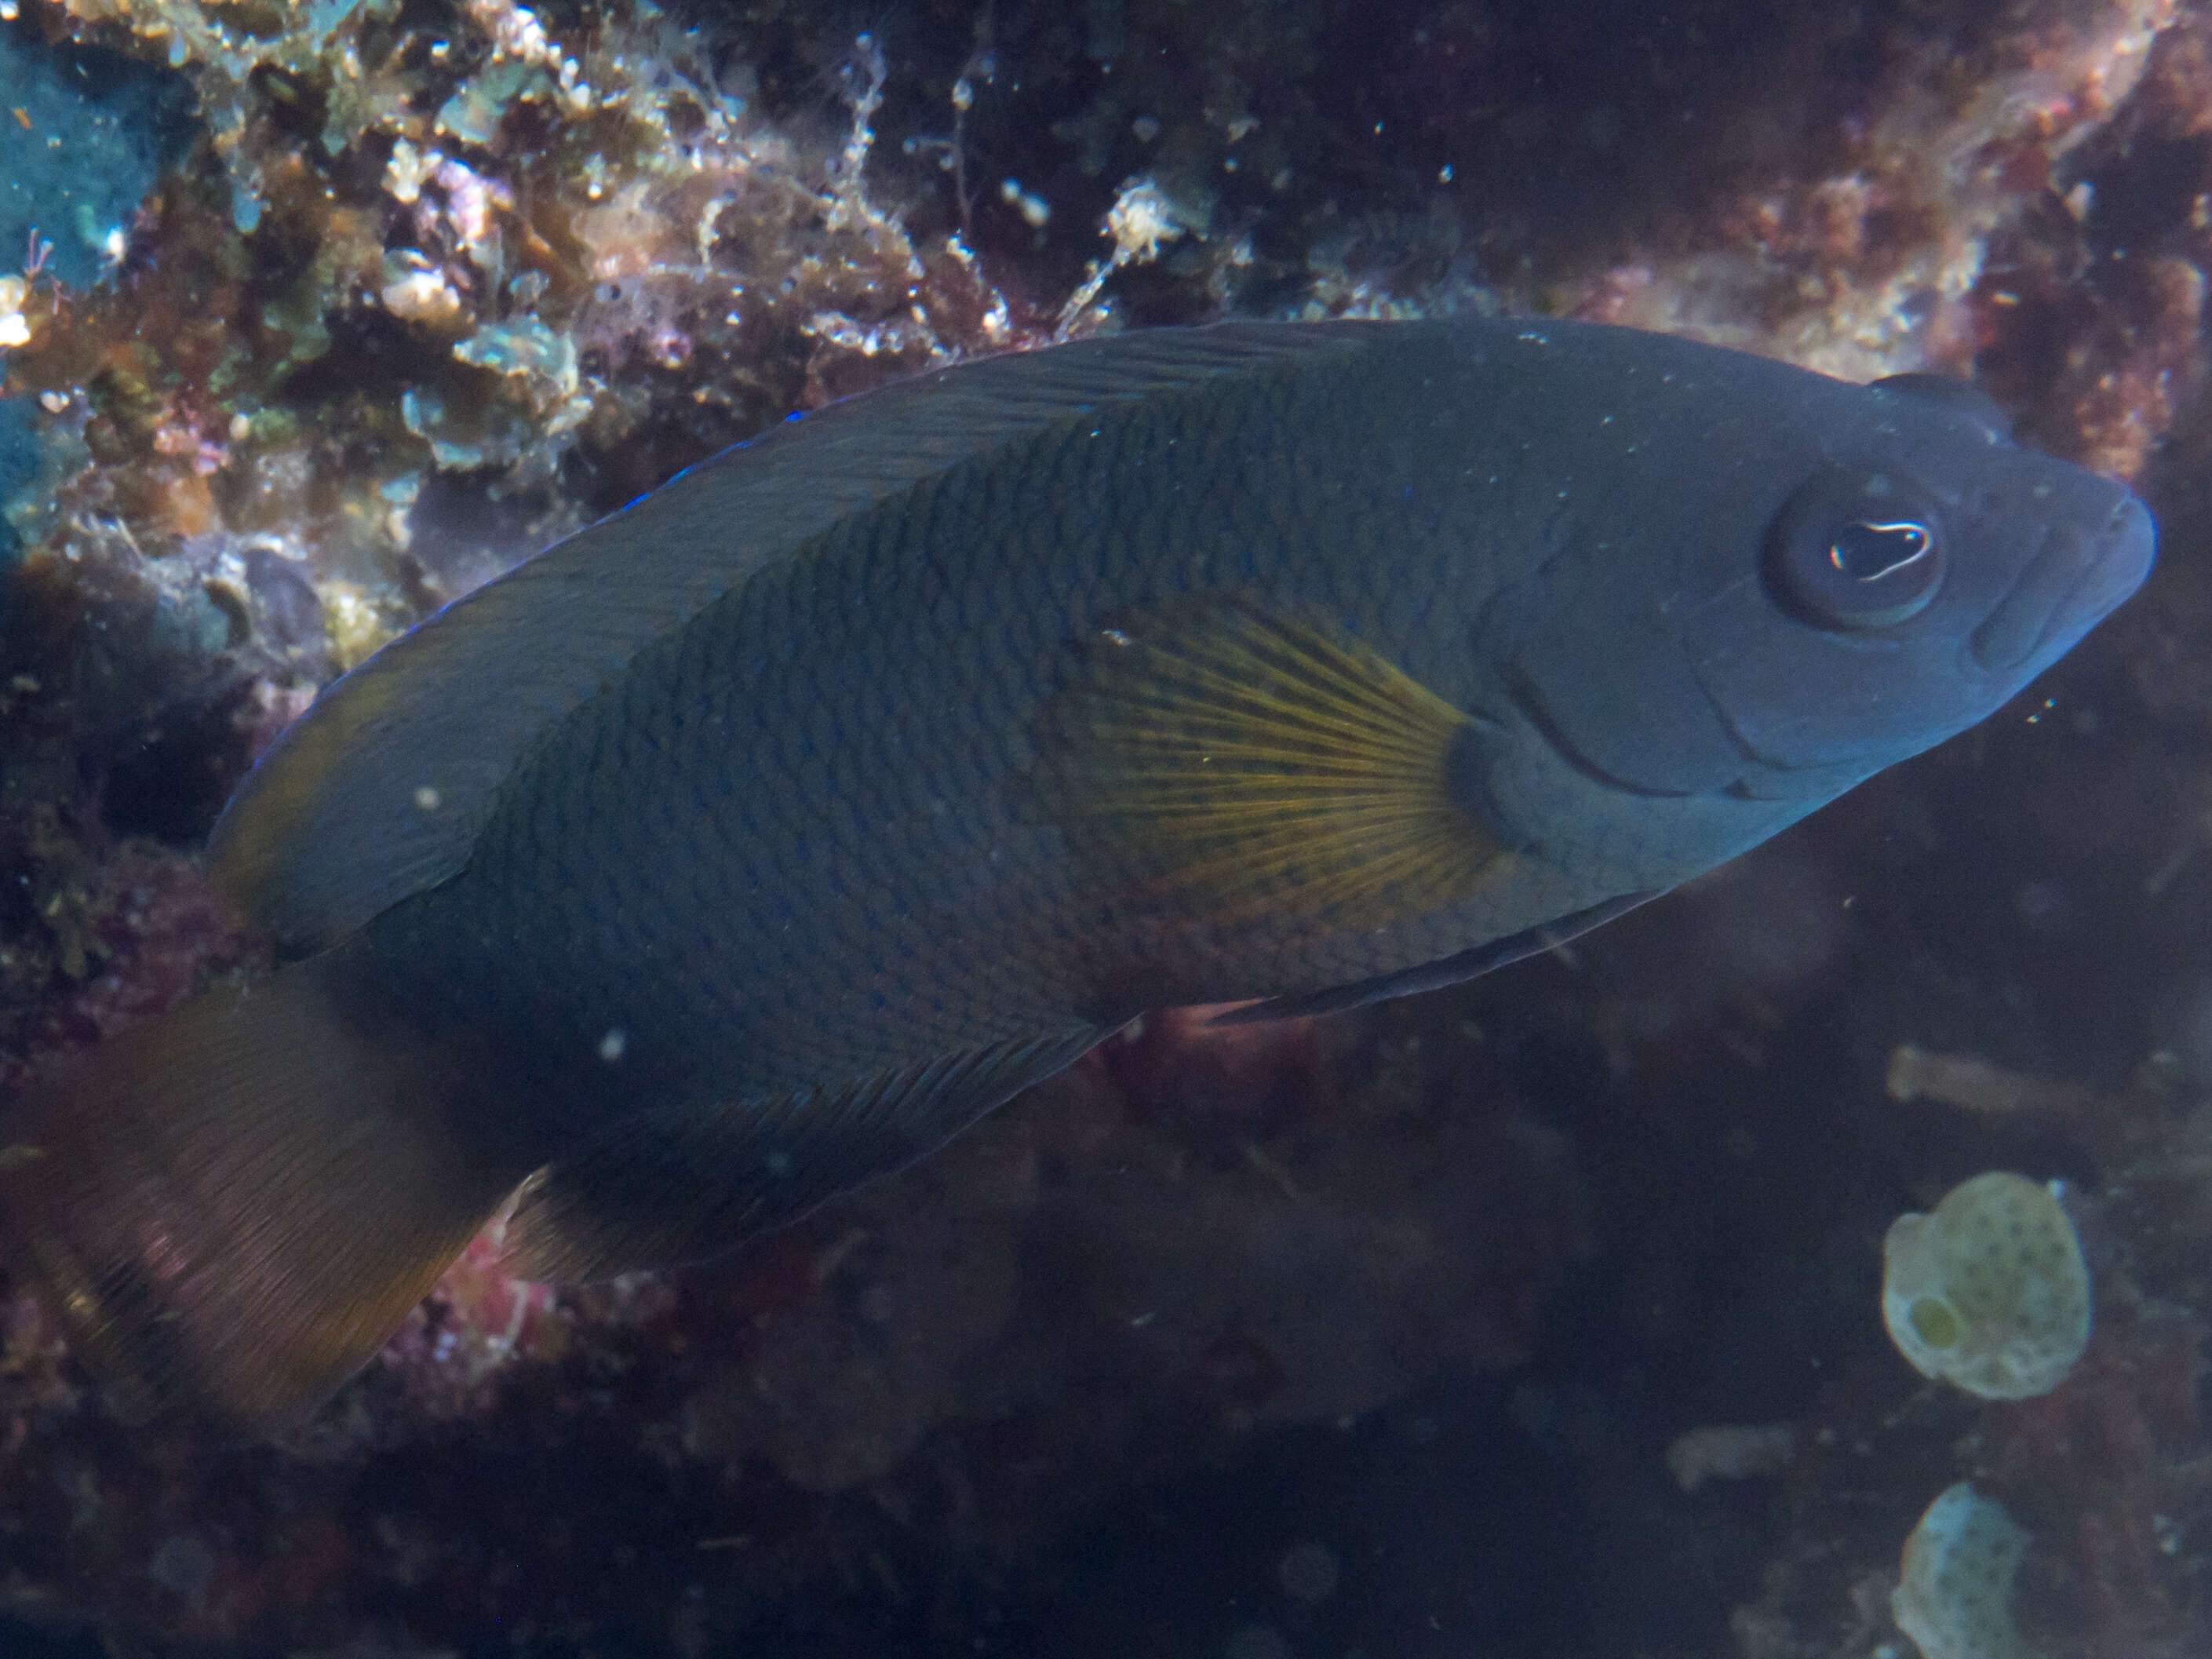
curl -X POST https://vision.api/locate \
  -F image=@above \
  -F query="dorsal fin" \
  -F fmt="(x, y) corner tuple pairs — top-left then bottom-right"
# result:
(209, 323), (1380, 955)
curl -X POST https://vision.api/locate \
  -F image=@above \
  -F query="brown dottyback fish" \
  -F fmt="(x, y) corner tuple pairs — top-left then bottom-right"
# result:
(0, 319), (2155, 1431)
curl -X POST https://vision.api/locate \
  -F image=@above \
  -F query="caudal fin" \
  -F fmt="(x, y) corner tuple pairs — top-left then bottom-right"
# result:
(0, 950), (538, 1433)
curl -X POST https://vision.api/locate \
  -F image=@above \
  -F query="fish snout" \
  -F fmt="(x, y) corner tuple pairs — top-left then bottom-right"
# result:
(1969, 490), (2155, 674)
(2079, 490), (2158, 623)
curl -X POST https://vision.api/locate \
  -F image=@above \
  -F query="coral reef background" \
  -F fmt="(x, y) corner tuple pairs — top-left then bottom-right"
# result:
(1, 0), (2210, 1654)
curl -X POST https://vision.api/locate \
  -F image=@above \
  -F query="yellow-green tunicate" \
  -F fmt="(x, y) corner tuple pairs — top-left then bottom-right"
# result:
(1892, 1483), (2039, 1659)
(1881, 1171), (2090, 1401)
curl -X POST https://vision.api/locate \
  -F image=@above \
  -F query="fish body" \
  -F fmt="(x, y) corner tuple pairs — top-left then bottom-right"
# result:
(0, 318), (2154, 1428)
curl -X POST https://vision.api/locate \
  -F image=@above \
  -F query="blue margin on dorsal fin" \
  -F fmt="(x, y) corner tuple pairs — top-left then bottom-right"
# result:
(207, 322), (1383, 957)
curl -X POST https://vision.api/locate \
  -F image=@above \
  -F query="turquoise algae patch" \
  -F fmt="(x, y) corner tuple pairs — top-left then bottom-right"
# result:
(1893, 1483), (2039, 1659)
(0, 396), (30, 565)
(0, 17), (190, 567)
(0, 15), (191, 290)
(1882, 1172), (2091, 1402)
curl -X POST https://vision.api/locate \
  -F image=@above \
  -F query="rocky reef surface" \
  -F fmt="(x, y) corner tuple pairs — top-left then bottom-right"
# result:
(1, 0), (2210, 1654)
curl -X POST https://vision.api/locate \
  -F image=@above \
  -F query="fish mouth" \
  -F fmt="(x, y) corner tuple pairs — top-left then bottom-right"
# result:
(1970, 494), (2156, 673)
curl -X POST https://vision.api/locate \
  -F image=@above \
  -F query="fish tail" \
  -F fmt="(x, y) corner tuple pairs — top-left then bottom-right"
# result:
(0, 948), (537, 1434)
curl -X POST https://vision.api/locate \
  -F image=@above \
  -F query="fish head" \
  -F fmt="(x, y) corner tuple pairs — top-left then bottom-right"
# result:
(1678, 375), (2156, 795)
(1479, 367), (2154, 849)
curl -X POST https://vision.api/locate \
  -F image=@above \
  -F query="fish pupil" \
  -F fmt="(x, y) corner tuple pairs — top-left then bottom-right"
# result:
(1831, 520), (1933, 582)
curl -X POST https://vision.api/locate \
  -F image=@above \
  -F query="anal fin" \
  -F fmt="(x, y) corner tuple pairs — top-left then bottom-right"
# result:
(501, 1026), (1105, 1284)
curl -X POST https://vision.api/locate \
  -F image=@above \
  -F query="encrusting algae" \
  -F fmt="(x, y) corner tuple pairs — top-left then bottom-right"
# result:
(0, 0), (1019, 763)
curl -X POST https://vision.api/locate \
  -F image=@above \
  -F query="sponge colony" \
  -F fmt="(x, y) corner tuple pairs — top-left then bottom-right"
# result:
(1893, 1482), (2039, 1659)
(1881, 1171), (2090, 1401)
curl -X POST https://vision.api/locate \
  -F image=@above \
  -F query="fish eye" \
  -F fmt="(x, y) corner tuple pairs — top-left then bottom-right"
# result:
(1766, 468), (1947, 630)
(1830, 520), (1933, 580)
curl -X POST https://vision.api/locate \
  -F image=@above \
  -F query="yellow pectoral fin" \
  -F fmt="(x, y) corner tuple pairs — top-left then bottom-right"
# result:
(1045, 596), (1510, 932)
